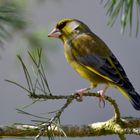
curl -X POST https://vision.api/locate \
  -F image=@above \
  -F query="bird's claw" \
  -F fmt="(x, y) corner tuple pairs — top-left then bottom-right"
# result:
(74, 92), (83, 102)
(97, 90), (106, 108)
(74, 88), (90, 102)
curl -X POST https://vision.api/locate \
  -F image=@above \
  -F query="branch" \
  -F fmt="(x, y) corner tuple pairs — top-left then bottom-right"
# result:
(6, 50), (140, 139)
(118, 134), (126, 140)
(20, 92), (139, 139)
(0, 117), (140, 137)
(30, 92), (121, 122)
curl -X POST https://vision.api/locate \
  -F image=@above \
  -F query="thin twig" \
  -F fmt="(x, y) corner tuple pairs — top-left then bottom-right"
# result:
(34, 95), (74, 139)
(118, 134), (126, 140)
(29, 92), (121, 122)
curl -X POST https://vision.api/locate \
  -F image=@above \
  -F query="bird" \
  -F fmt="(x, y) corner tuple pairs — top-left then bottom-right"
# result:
(48, 18), (140, 110)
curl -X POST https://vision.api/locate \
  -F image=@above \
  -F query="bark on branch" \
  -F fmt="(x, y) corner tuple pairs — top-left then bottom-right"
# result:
(0, 92), (140, 140)
(0, 117), (140, 137)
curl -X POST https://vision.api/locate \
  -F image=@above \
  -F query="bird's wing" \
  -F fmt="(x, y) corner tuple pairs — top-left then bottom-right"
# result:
(71, 33), (133, 89)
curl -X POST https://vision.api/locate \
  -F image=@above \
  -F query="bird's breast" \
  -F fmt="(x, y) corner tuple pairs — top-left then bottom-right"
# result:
(63, 43), (108, 85)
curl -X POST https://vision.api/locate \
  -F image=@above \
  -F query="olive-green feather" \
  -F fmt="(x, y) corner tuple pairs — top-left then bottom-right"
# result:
(48, 18), (140, 110)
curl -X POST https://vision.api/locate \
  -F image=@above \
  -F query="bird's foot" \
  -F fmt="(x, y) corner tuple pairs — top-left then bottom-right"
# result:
(97, 85), (108, 108)
(75, 87), (91, 102)
(97, 90), (106, 108)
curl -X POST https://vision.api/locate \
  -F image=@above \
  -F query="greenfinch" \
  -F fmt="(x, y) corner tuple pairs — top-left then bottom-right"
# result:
(48, 18), (140, 110)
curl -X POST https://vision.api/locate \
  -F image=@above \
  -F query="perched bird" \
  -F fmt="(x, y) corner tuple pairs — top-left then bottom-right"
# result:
(48, 18), (140, 110)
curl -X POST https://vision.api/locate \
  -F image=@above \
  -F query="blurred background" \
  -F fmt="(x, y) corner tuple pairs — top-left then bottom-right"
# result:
(0, 0), (140, 140)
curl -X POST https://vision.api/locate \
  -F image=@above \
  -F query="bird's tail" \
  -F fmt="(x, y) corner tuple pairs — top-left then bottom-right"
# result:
(128, 90), (140, 110)
(118, 87), (140, 110)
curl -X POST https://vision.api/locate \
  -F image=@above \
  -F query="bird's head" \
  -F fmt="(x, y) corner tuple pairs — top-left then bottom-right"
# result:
(48, 18), (91, 42)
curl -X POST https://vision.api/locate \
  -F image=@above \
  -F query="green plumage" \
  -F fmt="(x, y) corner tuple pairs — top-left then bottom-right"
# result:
(48, 18), (140, 110)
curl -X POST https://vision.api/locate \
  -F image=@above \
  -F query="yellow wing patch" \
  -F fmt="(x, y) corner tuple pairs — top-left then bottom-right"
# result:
(117, 86), (130, 100)
(86, 65), (113, 82)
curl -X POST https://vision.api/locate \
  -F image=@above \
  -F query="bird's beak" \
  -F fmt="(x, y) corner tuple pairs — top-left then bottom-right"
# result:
(48, 28), (61, 38)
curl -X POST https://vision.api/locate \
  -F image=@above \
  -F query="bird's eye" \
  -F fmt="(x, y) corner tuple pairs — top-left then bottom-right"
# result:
(57, 21), (67, 30)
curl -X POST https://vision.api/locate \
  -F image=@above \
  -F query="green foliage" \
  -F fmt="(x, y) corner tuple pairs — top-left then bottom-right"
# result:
(102, 0), (140, 36)
(0, 1), (27, 44)
(6, 49), (67, 139)
(0, 0), (139, 48)
(6, 49), (51, 96)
